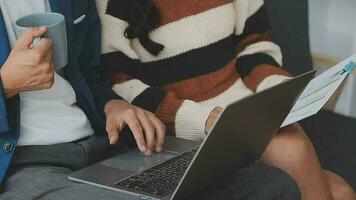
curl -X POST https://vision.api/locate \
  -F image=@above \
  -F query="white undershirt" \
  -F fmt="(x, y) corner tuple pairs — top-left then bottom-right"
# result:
(0, 0), (94, 146)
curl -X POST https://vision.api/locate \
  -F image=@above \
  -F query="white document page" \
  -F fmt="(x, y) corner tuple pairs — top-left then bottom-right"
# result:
(281, 55), (356, 127)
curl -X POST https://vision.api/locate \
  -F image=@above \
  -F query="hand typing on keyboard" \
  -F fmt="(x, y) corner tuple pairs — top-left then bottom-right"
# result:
(104, 100), (166, 156)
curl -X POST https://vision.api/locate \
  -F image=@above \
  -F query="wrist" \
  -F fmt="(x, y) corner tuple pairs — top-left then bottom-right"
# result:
(205, 107), (223, 133)
(104, 99), (128, 115)
(0, 68), (18, 99)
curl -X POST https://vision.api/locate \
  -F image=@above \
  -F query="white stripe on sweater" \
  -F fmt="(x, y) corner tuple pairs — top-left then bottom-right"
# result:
(256, 75), (291, 92)
(112, 79), (150, 103)
(99, 14), (139, 59)
(234, 0), (264, 35)
(199, 79), (254, 108)
(131, 3), (236, 63)
(95, 0), (109, 14)
(237, 41), (283, 66)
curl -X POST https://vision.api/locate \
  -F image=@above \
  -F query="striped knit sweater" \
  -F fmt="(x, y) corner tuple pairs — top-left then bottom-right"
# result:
(96, 0), (291, 141)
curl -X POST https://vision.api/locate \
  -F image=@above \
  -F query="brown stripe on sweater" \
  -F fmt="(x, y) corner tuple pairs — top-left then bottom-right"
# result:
(154, 92), (185, 136)
(161, 59), (240, 102)
(152, 0), (232, 26)
(236, 33), (272, 54)
(108, 73), (133, 86)
(243, 64), (290, 92)
(193, 72), (240, 102)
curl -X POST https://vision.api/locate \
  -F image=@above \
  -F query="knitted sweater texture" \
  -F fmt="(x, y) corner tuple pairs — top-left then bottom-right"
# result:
(96, 0), (290, 140)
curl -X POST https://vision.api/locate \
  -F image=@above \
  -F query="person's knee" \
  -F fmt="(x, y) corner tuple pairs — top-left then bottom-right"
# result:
(262, 131), (313, 168)
(325, 170), (355, 200)
(330, 181), (355, 200)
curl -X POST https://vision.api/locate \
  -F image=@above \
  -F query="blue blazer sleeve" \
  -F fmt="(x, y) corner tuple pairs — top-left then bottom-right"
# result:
(79, 0), (123, 115)
(0, 77), (9, 133)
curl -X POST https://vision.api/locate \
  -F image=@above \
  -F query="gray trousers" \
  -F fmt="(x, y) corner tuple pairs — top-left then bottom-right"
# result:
(0, 135), (301, 200)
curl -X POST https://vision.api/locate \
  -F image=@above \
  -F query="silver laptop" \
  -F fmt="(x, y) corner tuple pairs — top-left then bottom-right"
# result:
(69, 71), (315, 200)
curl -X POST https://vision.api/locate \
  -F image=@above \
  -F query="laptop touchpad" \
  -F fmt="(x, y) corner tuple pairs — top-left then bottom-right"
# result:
(100, 149), (177, 172)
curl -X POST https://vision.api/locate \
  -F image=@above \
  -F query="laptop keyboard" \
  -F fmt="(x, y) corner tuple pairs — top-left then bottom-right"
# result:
(115, 147), (199, 197)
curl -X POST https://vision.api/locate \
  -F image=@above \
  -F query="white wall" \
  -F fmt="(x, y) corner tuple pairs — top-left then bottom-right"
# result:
(309, 0), (356, 118)
(309, 0), (356, 58)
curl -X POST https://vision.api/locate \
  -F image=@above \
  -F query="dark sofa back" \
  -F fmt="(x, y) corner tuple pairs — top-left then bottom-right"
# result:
(265, 0), (313, 75)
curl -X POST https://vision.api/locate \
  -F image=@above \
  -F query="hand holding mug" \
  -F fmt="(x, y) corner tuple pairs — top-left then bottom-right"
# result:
(0, 27), (55, 99)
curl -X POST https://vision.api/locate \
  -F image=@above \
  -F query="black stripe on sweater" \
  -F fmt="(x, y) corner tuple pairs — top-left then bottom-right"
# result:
(143, 34), (236, 86)
(105, 0), (130, 21)
(236, 53), (281, 78)
(102, 35), (236, 86)
(131, 87), (166, 112)
(235, 5), (271, 43)
(102, 52), (145, 80)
